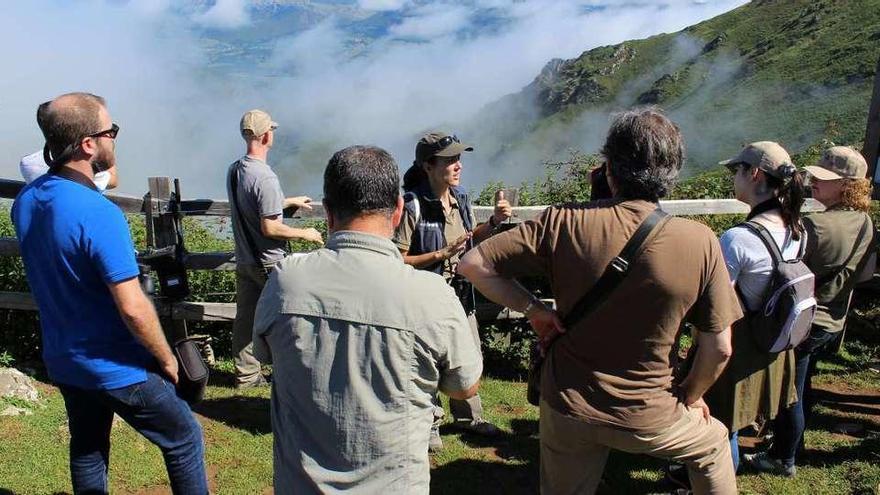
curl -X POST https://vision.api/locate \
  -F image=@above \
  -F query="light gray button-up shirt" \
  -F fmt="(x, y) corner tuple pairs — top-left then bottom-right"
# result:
(254, 230), (483, 494)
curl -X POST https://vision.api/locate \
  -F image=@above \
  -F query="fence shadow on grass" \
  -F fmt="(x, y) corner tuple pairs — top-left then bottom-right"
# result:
(810, 393), (880, 431)
(797, 431), (880, 469)
(434, 417), (674, 495)
(431, 458), (538, 495)
(193, 395), (270, 434)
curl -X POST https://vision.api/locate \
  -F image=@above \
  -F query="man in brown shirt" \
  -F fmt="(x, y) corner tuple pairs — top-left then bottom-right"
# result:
(459, 109), (741, 495)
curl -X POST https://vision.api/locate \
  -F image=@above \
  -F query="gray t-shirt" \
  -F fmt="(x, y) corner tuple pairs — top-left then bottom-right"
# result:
(226, 155), (286, 266)
(720, 223), (804, 311)
(253, 231), (482, 494)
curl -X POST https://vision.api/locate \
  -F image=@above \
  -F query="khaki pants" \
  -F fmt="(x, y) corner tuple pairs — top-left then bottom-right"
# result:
(438, 312), (485, 422)
(540, 401), (736, 495)
(233, 264), (269, 385)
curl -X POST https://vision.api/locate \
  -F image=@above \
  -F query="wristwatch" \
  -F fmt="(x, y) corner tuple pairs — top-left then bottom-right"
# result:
(522, 296), (542, 317)
(488, 215), (499, 228)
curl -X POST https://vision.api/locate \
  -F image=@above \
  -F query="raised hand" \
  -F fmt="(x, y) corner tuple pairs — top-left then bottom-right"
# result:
(286, 196), (313, 210)
(493, 190), (512, 224)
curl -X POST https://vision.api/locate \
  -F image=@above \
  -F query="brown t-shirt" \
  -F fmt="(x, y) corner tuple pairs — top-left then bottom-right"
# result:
(477, 199), (742, 431)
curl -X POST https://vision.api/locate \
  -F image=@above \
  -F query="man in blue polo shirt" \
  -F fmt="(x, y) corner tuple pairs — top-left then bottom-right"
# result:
(12, 93), (206, 493)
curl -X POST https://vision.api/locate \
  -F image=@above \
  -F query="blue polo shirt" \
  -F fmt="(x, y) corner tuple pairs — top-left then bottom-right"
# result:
(12, 174), (152, 390)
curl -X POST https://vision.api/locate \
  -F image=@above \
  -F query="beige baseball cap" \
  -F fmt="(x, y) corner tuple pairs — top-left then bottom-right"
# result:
(240, 109), (278, 137)
(719, 141), (795, 179)
(804, 146), (868, 181)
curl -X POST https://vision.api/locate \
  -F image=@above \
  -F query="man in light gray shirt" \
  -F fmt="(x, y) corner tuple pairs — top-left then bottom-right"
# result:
(253, 145), (482, 493)
(226, 109), (323, 388)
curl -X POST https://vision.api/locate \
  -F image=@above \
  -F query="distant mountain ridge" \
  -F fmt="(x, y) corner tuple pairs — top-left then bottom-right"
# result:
(467, 0), (880, 178)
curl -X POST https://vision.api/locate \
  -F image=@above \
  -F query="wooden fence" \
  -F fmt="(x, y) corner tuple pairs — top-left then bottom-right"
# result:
(0, 177), (826, 328)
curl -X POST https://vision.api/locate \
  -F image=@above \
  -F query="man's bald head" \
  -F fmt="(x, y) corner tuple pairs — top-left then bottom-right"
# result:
(37, 92), (107, 162)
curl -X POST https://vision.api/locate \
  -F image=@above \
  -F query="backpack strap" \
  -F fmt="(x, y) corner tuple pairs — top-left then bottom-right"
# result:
(403, 191), (421, 226)
(740, 221), (785, 266)
(451, 186), (474, 233)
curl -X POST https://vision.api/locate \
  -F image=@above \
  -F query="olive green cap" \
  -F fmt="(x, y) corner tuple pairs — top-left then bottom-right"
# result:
(415, 131), (474, 162)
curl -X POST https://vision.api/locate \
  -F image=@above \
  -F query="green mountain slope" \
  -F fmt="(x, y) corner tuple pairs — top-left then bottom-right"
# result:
(468, 0), (880, 178)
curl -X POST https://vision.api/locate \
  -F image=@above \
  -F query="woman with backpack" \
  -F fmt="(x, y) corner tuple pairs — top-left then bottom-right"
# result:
(745, 146), (876, 476)
(700, 142), (807, 477)
(393, 131), (512, 452)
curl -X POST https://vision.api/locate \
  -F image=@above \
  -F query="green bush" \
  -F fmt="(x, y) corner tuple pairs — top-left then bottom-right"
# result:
(0, 208), (40, 362)
(479, 320), (533, 379)
(475, 150), (599, 207)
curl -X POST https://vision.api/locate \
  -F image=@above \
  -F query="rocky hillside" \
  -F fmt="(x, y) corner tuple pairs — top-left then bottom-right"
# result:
(467, 0), (880, 177)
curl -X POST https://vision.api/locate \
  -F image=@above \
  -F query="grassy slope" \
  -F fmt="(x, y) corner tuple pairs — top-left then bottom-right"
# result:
(479, 0), (880, 175)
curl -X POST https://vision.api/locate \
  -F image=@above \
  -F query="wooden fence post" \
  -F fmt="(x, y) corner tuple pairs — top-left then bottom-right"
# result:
(146, 176), (189, 344)
(865, 54), (880, 199)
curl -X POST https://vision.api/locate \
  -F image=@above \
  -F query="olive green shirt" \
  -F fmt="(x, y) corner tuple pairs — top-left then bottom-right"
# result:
(253, 231), (483, 494)
(804, 209), (875, 333)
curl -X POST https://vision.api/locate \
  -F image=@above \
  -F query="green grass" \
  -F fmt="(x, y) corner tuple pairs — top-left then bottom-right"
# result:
(1, 347), (878, 495)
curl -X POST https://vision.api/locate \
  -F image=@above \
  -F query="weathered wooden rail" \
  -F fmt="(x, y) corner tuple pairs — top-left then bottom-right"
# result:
(0, 177), (825, 325)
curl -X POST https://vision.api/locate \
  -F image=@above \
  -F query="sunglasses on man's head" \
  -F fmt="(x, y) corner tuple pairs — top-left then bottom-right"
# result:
(88, 123), (120, 140)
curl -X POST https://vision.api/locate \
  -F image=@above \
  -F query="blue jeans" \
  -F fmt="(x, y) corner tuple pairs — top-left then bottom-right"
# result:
(769, 328), (839, 467)
(730, 430), (740, 473)
(58, 371), (207, 494)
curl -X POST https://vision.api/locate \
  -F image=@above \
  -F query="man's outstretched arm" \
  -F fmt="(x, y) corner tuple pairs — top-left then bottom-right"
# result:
(260, 215), (324, 244)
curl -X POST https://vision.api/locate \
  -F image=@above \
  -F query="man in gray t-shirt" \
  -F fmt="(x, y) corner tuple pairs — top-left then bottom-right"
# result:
(254, 145), (481, 493)
(226, 109), (323, 388)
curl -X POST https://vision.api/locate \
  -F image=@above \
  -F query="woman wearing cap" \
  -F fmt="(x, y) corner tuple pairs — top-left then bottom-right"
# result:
(394, 131), (511, 452)
(745, 146), (876, 476)
(669, 142), (804, 485)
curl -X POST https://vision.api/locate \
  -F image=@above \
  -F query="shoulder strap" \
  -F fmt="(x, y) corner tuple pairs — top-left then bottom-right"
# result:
(561, 209), (669, 328)
(814, 214), (871, 289)
(403, 191), (421, 225)
(740, 221), (785, 266)
(451, 187), (474, 232)
(229, 165), (262, 263)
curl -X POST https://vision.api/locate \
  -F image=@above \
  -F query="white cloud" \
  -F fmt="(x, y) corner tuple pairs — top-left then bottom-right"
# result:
(128, 0), (173, 16)
(388, 4), (472, 40)
(192, 0), (250, 29)
(358, 0), (409, 11)
(0, 0), (750, 197)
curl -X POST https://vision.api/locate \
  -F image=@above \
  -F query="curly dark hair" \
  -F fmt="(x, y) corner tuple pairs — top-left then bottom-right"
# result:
(601, 108), (685, 202)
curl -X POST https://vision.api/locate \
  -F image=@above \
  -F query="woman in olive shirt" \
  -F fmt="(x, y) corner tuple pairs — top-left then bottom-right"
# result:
(394, 131), (511, 451)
